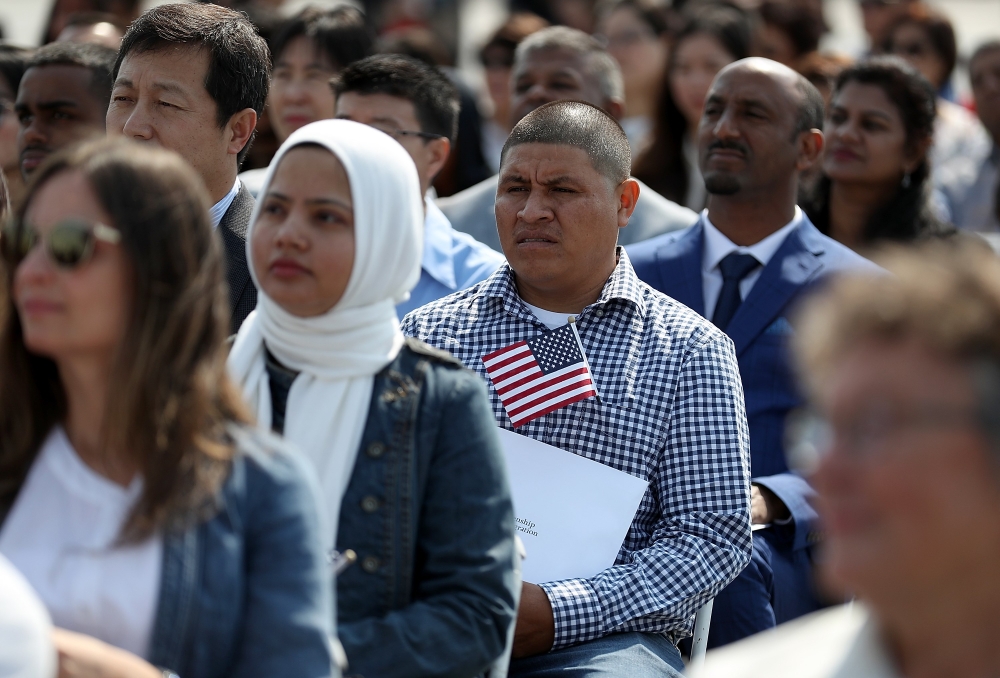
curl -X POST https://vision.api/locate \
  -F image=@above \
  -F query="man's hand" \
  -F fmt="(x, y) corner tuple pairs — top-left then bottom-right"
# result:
(750, 484), (790, 525)
(511, 582), (555, 659)
(53, 628), (162, 678)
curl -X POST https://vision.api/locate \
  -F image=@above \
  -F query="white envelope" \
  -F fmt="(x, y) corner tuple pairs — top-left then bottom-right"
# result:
(496, 428), (649, 584)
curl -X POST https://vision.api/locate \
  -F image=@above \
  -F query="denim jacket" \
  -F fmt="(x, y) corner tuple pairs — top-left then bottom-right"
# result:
(270, 338), (518, 678)
(1, 425), (335, 678)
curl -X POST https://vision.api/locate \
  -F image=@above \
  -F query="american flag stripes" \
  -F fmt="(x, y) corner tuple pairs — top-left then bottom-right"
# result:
(482, 323), (597, 428)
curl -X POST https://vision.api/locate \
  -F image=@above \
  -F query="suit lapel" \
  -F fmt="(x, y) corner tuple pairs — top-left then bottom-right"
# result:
(726, 222), (825, 356)
(218, 185), (254, 318)
(653, 221), (706, 316)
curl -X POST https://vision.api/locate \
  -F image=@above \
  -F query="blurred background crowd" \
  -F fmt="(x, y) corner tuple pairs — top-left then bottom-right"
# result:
(1, 0), (999, 232)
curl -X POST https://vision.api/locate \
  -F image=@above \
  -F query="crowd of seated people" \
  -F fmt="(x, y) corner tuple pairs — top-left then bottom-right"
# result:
(0, 1), (999, 677)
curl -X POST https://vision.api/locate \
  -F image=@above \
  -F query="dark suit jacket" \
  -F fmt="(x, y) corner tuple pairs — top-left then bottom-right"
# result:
(219, 184), (258, 334)
(628, 214), (879, 644)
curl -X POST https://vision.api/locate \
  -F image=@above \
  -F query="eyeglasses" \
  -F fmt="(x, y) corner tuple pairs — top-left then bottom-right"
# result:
(784, 404), (980, 474)
(367, 123), (445, 142)
(1, 218), (122, 269)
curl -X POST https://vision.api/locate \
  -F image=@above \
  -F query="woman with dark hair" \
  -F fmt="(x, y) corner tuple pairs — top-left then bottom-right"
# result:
(0, 46), (32, 208)
(883, 5), (990, 179)
(595, 0), (671, 154)
(241, 6), (375, 193)
(802, 57), (953, 252)
(229, 119), (517, 678)
(0, 139), (333, 678)
(632, 4), (752, 209)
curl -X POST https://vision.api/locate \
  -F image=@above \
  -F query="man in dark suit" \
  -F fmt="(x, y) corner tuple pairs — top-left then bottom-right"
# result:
(107, 3), (270, 333)
(628, 58), (879, 647)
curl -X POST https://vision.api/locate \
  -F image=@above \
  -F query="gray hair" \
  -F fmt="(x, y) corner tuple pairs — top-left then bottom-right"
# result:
(513, 26), (624, 103)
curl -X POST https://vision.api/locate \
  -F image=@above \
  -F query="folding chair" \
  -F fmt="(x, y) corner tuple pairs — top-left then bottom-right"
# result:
(687, 599), (715, 671)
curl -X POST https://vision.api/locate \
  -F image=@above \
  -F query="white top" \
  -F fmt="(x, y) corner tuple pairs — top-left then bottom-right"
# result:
(689, 603), (899, 678)
(209, 178), (241, 228)
(523, 301), (572, 330)
(0, 554), (56, 678)
(701, 207), (803, 320)
(0, 427), (163, 659)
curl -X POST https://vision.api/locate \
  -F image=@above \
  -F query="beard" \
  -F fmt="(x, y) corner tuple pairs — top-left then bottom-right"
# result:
(704, 172), (742, 195)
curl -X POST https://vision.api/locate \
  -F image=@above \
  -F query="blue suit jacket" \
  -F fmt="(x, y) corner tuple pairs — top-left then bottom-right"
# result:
(629, 214), (876, 528)
(629, 214), (877, 643)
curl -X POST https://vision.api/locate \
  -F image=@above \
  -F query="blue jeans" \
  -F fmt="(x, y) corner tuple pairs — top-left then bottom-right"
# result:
(509, 632), (685, 678)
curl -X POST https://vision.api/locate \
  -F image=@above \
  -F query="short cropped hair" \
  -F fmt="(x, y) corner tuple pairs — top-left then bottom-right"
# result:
(332, 54), (459, 141)
(114, 3), (271, 165)
(795, 242), (1000, 463)
(271, 6), (374, 72)
(27, 41), (117, 104)
(501, 100), (630, 183)
(514, 26), (624, 103)
(0, 45), (33, 95)
(794, 75), (825, 134)
(971, 40), (1000, 74)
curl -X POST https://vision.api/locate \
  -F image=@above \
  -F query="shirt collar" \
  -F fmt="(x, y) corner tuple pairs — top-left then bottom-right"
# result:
(481, 246), (647, 320)
(701, 206), (802, 274)
(209, 179), (241, 229)
(421, 199), (458, 290)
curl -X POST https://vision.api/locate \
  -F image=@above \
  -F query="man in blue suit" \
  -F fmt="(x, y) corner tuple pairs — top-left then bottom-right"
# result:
(628, 58), (879, 647)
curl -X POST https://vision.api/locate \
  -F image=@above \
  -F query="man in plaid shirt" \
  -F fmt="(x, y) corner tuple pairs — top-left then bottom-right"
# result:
(402, 101), (751, 677)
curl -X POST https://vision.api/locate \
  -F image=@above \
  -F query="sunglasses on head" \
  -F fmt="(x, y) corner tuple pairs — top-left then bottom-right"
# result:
(1, 218), (121, 269)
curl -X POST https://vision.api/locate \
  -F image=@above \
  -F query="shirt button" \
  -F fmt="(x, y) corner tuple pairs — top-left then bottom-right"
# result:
(366, 442), (385, 458)
(361, 556), (381, 573)
(595, 309), (604, 318)
(361, 495), (380, 513)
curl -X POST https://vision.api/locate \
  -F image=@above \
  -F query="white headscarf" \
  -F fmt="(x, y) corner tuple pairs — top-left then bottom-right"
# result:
(228, 120), (424, 552)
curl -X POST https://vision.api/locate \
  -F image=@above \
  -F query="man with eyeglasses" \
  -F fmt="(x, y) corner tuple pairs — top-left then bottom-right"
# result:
(692, 242), (1000, 678)
(333, 54), (505, 316)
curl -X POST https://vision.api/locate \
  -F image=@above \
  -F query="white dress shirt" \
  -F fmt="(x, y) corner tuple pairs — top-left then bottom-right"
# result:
(0, 427), (163, 659)
(702, 207), (803, 320)
(209, 179), (241, 229)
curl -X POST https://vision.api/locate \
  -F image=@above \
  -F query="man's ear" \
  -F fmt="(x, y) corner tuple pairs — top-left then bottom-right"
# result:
(796, 128), (824, 173)
(426, 137), (451, 183)
(616, 178), (640, 229)
(227, 108), (258, 157)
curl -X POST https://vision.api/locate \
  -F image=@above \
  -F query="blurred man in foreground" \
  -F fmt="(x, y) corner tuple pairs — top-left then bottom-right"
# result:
(692, 242), (1000, 677)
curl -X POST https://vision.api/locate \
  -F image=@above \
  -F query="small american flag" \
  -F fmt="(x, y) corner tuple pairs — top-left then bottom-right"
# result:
(482, 323), (598, 428)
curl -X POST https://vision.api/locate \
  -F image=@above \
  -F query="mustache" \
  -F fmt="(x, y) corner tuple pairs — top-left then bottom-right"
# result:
(20, 143), (52, 157)
(707, 140), (750, 156)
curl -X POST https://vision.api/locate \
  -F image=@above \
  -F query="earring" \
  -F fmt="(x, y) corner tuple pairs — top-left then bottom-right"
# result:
(901, 172), (912, 189)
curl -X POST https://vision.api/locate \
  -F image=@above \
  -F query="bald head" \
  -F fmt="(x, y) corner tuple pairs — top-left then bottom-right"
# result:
(717, 57), (825, 136)
(699, 56), (825, 235)
(501, 100), (631, 184)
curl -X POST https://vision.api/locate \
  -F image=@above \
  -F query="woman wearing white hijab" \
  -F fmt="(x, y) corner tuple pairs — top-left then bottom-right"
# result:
(228, 119), (518, 678)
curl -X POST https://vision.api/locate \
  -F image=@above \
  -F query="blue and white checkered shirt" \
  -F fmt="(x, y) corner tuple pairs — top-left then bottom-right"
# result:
(401, 249), (752, 649)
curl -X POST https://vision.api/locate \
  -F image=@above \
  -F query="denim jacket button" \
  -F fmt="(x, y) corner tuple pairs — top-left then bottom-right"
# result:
(361, 495), (380, 513)
(361, 556), (380, 573)
(366, 442), (386, 458)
